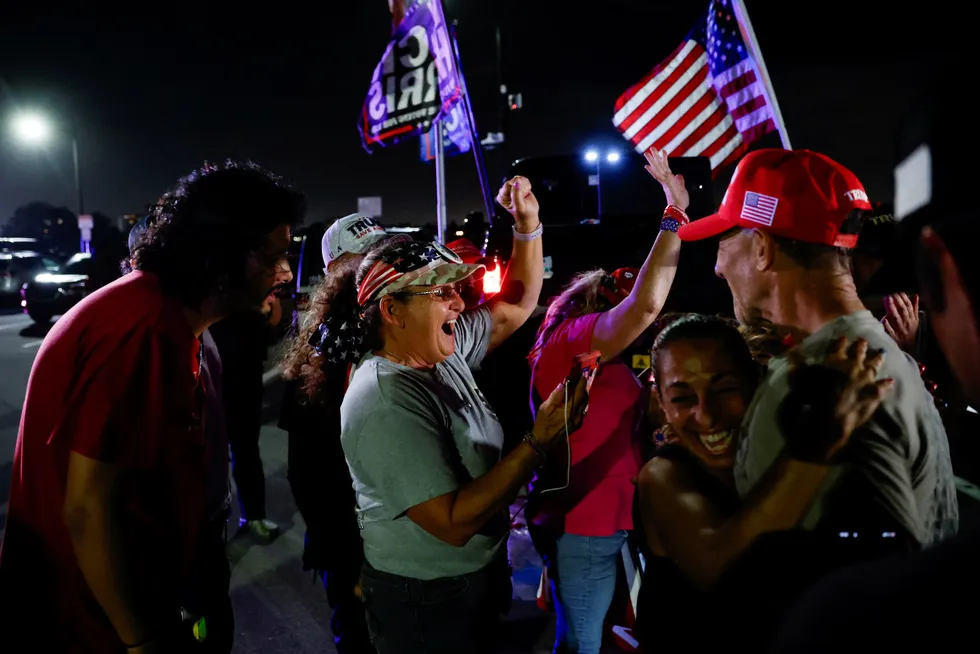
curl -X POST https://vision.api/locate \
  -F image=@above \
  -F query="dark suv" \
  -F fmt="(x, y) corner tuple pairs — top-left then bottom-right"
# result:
(20, 252), (93, 323)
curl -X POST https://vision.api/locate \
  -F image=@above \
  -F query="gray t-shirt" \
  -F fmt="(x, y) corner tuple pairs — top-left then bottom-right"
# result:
(341, 306), (506, 579)
(734, 311), (958, 546)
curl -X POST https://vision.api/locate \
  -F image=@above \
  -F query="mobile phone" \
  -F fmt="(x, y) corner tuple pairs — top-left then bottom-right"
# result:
(575, 351), (602, 394)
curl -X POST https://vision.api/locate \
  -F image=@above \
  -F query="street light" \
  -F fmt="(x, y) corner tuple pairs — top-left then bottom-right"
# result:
(11, 113), (52, 143)
(8, 111), (85, 219)
(583, 148), (620, 220)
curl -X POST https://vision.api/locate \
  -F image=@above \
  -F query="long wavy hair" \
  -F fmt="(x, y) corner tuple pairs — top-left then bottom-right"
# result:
(281, 255), (360, 404)
(281, 236), (408, 404)
(529, 269), (611, 367)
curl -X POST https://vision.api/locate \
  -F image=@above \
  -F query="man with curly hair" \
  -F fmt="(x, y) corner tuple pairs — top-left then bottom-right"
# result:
(0, 161), (304, 654)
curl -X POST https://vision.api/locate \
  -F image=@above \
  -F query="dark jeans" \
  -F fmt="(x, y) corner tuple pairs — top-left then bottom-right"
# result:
(226, 381), (266, 522)
(325, 567), (374, 654)
(360, 562), (500, 654)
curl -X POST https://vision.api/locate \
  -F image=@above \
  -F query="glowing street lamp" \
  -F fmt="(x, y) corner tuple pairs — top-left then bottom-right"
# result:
(11, 113), (52, 144)
(583, 148), (620, 220)
(8, 111), (85, 218)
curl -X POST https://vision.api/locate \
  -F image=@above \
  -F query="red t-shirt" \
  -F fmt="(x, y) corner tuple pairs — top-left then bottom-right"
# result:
(531, 313), (644, 536)
(0, 272), (208, 652)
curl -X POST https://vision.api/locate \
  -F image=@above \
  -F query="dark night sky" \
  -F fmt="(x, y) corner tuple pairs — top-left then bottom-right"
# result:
(0, 1), (952, 227)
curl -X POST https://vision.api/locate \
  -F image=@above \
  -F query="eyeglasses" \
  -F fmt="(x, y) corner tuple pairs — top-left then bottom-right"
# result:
(397, 283), (462, 301)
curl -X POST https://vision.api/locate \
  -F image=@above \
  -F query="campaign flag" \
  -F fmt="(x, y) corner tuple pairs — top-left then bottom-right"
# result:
(420, 102), (472, 162)
(359, 0), (463, 153)
(612, 0), (780, 172)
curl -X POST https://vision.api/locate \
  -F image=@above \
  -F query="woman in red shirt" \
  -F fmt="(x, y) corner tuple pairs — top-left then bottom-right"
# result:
(527, 149), (688, 653)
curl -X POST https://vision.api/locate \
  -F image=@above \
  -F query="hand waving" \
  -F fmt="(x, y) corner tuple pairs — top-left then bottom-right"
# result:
(644, 148), (690, 211)
(778, 338), (895, 464)
(882, 293), (919, 353)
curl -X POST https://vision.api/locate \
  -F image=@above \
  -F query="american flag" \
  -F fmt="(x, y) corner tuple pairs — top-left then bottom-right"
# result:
(612, 0), (778, 172)
(356, 241), (441, 305)
(740, 191), (778, 225)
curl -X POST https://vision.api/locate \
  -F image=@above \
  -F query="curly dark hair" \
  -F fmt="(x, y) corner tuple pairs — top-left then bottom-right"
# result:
(281, 236), (408, 404)
(131, 160), (305, 308)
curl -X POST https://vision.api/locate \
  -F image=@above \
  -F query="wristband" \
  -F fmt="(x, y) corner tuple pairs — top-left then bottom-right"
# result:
(523, 431), (546, 466)
(513, 223), (543, 242)
(660, 205), (689, 233)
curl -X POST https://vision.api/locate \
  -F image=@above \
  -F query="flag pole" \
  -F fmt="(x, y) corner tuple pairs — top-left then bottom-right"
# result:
(731, 0), (791, 150)
(435, 122), (448, 244)
(448, 17), (497, 248)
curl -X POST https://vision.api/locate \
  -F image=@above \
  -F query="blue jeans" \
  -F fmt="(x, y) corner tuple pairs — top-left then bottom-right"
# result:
(552, 531), (628, 654)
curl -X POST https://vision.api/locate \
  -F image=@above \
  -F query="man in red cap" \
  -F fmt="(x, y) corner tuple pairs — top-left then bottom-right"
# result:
(678, 149), (957, 554)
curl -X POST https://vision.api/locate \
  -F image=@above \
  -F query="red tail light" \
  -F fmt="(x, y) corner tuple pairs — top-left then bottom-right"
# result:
(483, 258), (502, 295)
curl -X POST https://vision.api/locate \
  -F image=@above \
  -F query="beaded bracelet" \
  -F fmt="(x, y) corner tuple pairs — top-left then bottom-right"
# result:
(523, 431), (547, 466)
(660, 205), (690, 233)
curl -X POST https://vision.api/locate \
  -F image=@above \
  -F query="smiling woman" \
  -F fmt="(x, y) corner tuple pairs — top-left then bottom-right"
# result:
(634, 316), (897, 651)
(315, 178), (590, 654)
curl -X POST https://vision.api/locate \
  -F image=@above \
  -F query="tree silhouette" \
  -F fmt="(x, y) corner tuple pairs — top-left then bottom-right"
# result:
(2, 202), (78, 240)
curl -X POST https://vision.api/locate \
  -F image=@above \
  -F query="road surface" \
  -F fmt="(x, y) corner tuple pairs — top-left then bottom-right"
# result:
(0, 308), (564, 653)
(1, 307), (977, 653)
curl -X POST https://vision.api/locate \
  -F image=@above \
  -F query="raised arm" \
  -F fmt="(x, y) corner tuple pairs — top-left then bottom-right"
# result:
(484, 176), (544, 355)
(591, 149), (687, 360)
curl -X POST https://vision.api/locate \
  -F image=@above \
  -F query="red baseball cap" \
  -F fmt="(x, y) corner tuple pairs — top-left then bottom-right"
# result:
(446, 237), (482, 264)
(677, 149), (872, 248)
(598, 268), (639, 306)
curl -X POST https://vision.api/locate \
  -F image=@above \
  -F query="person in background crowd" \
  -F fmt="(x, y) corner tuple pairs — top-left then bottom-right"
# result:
(635, 315), (893, 651)
(850, 201), (899, 294)
(124, 215), (235, 652)
(678, 148), (958, 550)
(279, 212), (391, 654)
(209, 230), (295, 540)
(770, 58), (980, 653)
(328, 177), (568, 654)
(526, 149), (686, 654)
(446, 237), (487, 309)
(0, 161), (303, 653)
(851, 202), (922, 355)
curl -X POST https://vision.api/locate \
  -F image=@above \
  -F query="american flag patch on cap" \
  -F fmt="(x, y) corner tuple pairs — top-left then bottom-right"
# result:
(740, 191), (779, 226)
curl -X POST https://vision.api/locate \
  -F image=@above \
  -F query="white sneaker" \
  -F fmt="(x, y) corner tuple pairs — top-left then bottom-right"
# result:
(242, 519), (280, 540)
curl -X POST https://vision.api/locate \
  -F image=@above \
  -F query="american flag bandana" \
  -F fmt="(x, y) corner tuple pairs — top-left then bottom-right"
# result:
(356, 239), (484, 306)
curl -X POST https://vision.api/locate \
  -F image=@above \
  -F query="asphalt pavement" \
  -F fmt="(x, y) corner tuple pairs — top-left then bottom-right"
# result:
(0, 307), (564, 653)
(1, 306), (977, 653)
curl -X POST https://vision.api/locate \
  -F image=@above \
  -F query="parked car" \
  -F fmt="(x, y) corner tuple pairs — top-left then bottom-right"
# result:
(1, 251), (61, 303)
(289, 222), (326, 314)
(20, 252), (92, 323)
(0, 237), (41, 253)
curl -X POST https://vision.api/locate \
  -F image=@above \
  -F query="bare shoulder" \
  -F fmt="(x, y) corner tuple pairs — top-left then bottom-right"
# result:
(638, 455), (691, 494)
